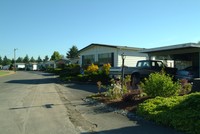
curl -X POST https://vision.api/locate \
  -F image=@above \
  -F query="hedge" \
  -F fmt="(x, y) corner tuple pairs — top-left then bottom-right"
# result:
(137, 92), (200, 134)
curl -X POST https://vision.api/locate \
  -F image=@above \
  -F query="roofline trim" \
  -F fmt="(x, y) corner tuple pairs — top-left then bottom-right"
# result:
(140, 43), (198, 53)
(78, 43), (144, 53)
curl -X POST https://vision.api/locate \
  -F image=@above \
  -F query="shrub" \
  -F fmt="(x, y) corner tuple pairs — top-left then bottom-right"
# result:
(86, 63), (99, 73)
(140, 72), (181, 97)
(46, 67), (55, 73)
(60, 64), (80, 77)
(53, 68), (62, 75)
(77, 74), (89, 82)
(137, 92), (200, 134)
(89, 70), (110, 84)
(179, 79), (192, 95)
(102, 63), (111, 75)
(105, 84), (122, 100)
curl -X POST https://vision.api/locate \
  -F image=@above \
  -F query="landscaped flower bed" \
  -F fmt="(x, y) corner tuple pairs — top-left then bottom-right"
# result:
(87, 71), (196, 134)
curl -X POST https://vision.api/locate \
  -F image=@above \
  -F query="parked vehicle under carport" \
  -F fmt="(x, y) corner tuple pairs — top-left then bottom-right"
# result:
(175, 66), (199, 82)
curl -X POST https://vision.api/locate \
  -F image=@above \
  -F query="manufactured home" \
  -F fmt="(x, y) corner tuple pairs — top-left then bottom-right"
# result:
(78, 43), (148, 67)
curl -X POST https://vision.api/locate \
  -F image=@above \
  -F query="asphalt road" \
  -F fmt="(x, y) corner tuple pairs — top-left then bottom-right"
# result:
(0, 71), (79, 134)
(0, 71), (184, 134)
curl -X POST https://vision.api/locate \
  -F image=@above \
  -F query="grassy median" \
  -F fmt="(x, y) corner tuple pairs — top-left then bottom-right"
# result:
(0, 71), (13, 76)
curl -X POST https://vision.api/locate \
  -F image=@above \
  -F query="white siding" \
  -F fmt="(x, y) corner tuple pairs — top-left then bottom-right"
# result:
(33, 65), (37, 70)
(117, 49), (148, 67)
(17, 64), (25, 69)
(125, 56), (146, 67)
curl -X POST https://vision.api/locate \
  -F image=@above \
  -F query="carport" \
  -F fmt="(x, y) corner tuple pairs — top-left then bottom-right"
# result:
(141, 43), (200, 77)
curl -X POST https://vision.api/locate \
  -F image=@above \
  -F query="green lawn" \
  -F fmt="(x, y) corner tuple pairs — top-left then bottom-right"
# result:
(0, 71), (10, 76)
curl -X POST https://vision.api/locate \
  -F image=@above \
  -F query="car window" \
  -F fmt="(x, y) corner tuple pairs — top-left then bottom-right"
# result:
(156, 61), (163, 67)
(137, 61), (149, 68)
(137, 62), (142, 67)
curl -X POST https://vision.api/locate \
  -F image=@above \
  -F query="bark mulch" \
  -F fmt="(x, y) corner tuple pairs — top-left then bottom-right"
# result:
(90, 90), (149, 113)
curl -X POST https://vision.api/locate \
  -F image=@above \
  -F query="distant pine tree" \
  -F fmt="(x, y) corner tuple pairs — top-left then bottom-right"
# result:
(66, 45), (79, 59)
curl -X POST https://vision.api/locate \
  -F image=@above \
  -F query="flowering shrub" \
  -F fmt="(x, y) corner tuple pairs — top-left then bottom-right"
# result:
(102, 63), (111, 75)
(86, 63), (99, 73)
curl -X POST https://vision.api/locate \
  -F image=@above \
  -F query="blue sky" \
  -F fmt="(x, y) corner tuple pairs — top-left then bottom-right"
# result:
(1, 0), (200, 59)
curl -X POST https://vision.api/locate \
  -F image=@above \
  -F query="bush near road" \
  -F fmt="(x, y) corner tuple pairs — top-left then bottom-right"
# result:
(58, 63), (111, 84)
(137, 92), (200, 134)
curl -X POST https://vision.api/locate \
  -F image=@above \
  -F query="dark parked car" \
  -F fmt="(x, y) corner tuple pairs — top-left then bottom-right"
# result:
(175, 66), (199, 82)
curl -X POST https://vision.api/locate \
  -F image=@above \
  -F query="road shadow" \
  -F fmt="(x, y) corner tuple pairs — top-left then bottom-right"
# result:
(81, 124), (183, 134)
(8, 103), (66, 110)
(63, 82), (107, 94)
(6, 78), (59, 84)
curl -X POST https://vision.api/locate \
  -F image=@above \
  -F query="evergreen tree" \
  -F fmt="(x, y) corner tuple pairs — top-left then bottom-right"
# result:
(50, 51), (61, 60)
(23, 55), (29, 63)
(16, 57), (23, 63)
(11, 59), (14, 64)
(2, 56), (11, 65)
(43, 55), (49, 62)
(66, 45), (79, 59)
(0, 56), (2, 65)
(37, 56), (42, 63)
(30, 57), (36, 63)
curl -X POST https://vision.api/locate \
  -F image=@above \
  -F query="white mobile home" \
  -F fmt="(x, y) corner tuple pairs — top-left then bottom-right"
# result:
(16, 63), (25, 70)
(78, 43), (148, 67)
(26, 63), (38, 71)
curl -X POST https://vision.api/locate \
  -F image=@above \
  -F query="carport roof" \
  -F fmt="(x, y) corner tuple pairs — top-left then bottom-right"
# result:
(141, 43), (200, 53)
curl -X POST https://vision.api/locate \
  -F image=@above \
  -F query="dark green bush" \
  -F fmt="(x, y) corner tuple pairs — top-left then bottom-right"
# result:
(46, 67), (62, 75)
(137, 92), (200, 134)
(91, 71), (110, 84)
(60, 64), (80, 77)
(77, 74), (89, 82)
(140, 72), (181, 97)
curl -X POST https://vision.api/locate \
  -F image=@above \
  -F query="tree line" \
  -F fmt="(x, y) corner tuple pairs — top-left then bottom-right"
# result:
(0, 55), (50, 66)
(0, 45), (79, 66)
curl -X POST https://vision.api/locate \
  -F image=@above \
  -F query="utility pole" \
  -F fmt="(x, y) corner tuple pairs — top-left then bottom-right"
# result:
(14, 48), (17, 72)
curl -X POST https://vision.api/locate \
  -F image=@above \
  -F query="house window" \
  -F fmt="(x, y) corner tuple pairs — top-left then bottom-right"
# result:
(98, 53), (114, 66)
(82, 55), (95, 66)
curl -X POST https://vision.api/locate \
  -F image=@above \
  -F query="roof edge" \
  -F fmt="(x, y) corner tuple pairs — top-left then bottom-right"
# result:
(141, 42), (198, 53)
(78, 43), (144, 53)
